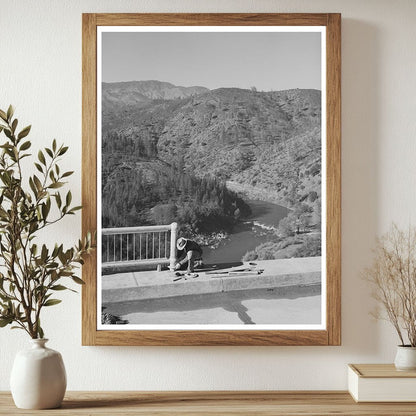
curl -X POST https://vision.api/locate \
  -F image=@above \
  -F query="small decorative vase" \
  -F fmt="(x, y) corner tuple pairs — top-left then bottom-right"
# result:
(10, 339), (67, 409)
(394, 345), (416, 371)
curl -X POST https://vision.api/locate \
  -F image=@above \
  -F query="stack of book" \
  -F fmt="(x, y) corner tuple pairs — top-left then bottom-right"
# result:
(348, 364), (416, 402)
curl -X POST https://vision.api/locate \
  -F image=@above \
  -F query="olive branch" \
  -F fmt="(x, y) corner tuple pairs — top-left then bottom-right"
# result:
(0, 105), (94, 338)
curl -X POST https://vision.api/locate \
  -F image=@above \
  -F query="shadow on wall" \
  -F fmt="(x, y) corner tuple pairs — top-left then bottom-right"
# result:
(341, 19), (381, 355)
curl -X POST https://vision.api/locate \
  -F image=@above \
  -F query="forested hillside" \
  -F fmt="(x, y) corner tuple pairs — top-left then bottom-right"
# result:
(101, 80), (322, 249)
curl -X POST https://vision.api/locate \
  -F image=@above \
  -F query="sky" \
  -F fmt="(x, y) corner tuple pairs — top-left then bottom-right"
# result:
(102, 31), (322, 91)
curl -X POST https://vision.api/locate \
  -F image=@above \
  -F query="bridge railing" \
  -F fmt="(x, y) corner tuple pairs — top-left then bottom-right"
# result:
(102, 222), (177, 272)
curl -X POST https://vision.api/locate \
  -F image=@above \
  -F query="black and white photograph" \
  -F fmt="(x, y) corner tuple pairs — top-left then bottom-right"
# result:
(98, 27), (326, 329)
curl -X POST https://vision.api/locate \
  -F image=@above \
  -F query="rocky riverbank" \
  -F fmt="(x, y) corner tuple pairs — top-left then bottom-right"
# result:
(188, 231), (229, 250)
(242, 232), (321, 262)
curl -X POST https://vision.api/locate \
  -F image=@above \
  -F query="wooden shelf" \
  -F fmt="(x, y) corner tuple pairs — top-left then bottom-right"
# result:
(2, 391), (416, 415)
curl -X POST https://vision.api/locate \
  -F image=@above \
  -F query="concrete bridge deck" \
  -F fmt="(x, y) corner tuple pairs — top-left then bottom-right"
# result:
(102, 257), (321, 304)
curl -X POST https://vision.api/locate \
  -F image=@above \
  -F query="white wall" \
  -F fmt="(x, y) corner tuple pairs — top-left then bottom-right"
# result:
(1, 0), (416, 391)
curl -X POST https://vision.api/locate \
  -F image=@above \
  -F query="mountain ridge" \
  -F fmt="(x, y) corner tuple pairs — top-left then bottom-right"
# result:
(101, 81), (322, 236)
(102, 80), (209, 105)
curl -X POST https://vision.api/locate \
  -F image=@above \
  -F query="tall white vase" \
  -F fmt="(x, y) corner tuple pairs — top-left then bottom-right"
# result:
(10, 339), (67, 409)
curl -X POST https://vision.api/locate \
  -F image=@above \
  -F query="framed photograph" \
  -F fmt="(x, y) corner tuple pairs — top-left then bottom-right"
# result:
(82, 13), (341, 346)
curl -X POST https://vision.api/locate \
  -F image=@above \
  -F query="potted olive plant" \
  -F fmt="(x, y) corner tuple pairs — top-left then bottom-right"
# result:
(363, 223), (416, 370)
(0, 106), (94, 409)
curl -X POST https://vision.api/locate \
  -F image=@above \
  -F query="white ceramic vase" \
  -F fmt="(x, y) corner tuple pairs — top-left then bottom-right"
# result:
(10, 339), (67, 409)
(394, 346), (416, 371)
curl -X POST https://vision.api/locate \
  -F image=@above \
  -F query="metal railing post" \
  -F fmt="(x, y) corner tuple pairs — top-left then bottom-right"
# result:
(169, 222), (178, 270)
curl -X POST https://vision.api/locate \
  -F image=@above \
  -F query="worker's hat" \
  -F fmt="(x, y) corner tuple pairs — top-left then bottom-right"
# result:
(176, 237), (187, 251)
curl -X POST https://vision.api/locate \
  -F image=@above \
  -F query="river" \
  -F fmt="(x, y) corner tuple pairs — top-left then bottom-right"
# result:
(202, 200), (290, 264)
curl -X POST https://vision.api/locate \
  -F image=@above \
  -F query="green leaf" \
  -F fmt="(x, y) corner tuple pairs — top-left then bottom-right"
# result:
(17, 125), (31, 140)
(50, 284), (68, 291)
(69, 206), (82, 212)
(0, 317), (13, 327)
(45, 147), (53, 158)
(4, 128), (12, 140)
(29, 177), (37, 196)
(52, 139), (57, 152)
(29, 221), (39, 233)
(71, 276), (85, 285)
(65, 191), (72, 207)
(38, 325), (44, 339)
(48, 182), (64, 189)
(55, 192), (62, 208)
(0, 109), (7, 121)
(38, 150), (46, 165)
(58, 146), (68, 156)
(19, 140), (31, 151)
(34, 163), (43, 173)
(6, 105), (14, 121)
(61, 171), (74, 178)
(11, 118), (18, 133)
(52, 244), (60, 258)
(58, 250), (67, 264)
(41, 244), (48, 262)
(33, 175), (42, 192)
(43, 299), (62, 307)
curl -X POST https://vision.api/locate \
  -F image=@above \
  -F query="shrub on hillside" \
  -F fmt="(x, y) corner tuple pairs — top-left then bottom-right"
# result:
(293, 235), (321, 257)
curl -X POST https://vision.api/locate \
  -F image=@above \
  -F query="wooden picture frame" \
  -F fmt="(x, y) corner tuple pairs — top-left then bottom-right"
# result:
(82, 13), (341, 346)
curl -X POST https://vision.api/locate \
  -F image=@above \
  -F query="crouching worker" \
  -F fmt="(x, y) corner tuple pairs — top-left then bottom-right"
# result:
(174, 237), (203, 273)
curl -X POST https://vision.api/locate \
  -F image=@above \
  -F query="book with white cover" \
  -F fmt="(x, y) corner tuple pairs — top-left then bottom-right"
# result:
(348, 364), (416, 402)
